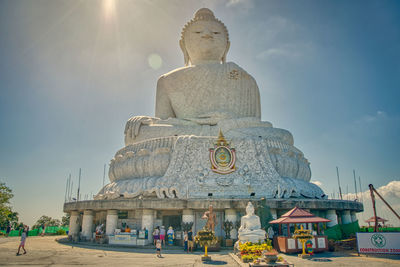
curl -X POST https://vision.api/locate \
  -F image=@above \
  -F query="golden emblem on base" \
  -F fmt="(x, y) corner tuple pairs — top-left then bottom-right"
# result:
(209, 130), (236, 174)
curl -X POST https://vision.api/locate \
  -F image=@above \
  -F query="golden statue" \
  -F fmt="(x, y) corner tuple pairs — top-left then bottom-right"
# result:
(202, 205), (217, 232)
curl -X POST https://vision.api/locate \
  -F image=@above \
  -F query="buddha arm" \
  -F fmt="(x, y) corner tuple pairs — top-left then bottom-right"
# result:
(250, 76), (261, 119)
(238, 217), (246, 232)
(255, 83), (261, 119)
(155, 76), (176, 120)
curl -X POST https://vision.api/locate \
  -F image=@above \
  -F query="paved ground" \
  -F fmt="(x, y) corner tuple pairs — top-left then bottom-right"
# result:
(280, 251), (400, 267)
(0, 236), (399, 267)
(0, 236), (235, 267)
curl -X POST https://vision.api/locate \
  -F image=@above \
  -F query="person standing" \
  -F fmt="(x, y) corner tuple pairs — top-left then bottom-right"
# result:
(267, 226), (274, 243)
(16, 227), (27, 256)
(155, 239), (162, 258)
(160, 226), (166, 247)
(153, 227), (160, 245)
(167, 226), (174, 246)
(187, 229), (194, 252)
(183, 231), (188, 253)
(41, 224), (46, 237)
(6, 224), (11, 237)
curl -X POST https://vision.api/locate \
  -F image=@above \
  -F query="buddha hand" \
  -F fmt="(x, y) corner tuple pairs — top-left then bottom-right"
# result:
(124, 116), (160, 141)
(186, 111), (234, 125)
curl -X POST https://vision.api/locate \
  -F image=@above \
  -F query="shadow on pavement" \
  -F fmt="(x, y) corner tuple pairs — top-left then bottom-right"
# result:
(202, 260), (228, 265)
(309, 258), (332, 262)
(57, 238), (230, 256)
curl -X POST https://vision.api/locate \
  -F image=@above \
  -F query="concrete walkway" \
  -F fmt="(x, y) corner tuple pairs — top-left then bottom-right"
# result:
(0, 236), (237, 266)
(1, 236), (399, 267)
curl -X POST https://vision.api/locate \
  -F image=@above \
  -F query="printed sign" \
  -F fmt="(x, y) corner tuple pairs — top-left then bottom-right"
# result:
(356, 232), (400, 254)
(287, 238), (296, 249)
(115, 234), (131, 241)
(317, 237), (326, 248)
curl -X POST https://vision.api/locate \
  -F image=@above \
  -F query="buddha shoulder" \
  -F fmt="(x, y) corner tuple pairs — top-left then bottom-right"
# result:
(157, 62), (256, 85)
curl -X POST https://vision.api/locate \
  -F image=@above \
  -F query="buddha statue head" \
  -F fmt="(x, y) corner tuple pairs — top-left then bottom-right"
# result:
(246, 202), (255, 216)
(180, 8), (230, 66)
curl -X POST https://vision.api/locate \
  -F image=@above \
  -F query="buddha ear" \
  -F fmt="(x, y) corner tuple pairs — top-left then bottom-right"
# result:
(180, 39), (190, 66)
(221, 41), (230, 63)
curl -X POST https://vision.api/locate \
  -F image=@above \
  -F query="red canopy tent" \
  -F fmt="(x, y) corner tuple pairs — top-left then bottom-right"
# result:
(269, 207), (330, 236)
(365, 216), (388, 227)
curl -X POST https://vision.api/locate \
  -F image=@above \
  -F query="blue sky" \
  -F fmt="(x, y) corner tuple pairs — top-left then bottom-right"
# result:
(0, 0), (399, 226)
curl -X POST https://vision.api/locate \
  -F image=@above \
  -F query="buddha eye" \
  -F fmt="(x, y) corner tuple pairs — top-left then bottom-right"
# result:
(213, 32), (220, 34)
(195, 31), (202, 34)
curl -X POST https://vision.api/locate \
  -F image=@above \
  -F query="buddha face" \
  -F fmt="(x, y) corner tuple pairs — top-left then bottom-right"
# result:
(182, 20), (229, 64)
(246, 202), (255, 215)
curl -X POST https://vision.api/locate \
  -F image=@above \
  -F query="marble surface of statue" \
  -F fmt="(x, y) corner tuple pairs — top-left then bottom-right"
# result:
(95, 8), (325, 201)
(124, 8), (264, 145)
(237, 202), (266, 243)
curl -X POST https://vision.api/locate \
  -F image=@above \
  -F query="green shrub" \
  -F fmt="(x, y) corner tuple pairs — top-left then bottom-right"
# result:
(241, 254), (260, 262)
(56, 229), (66, 235)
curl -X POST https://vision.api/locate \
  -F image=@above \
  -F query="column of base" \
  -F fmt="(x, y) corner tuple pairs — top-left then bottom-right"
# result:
(81, 210), (94, 240)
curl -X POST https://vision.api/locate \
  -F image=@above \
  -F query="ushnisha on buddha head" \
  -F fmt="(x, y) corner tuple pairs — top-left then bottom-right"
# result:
(180, 8), (230, 66)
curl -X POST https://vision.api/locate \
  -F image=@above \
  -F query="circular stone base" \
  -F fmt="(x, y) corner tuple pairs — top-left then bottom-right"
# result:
(64, 198), (363, 213)
(298, 254), (311, 259)
(201, 256), (211, 261)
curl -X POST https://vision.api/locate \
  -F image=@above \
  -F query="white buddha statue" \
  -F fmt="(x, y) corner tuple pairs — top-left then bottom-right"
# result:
(96, 8), (325, 201)
(124, 8), (269, 145)
(237, 202), (266, 243)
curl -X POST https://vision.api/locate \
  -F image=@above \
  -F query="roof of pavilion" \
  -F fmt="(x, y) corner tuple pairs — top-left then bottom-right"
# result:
(365, 216), (388, 223)
(269, 206), (331, 224)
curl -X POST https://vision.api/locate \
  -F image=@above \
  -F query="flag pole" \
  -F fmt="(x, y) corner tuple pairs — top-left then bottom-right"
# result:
(336, 167), (343, 200)
(102, 164), (106, 194)
(353, 170), (358, 201)
(77, 168), (81, 201)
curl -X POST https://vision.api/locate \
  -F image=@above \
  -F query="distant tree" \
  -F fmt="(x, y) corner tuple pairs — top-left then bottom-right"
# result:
(255, 198), (273, 231)
(61, 213), (70, 227)
(6, 211), (19, 229)
(0, 182), (18, 229)
(33, 215), (61, 229)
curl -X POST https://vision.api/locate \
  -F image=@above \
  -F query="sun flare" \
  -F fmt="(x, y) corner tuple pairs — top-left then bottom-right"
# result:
(103, 0), (116, 20)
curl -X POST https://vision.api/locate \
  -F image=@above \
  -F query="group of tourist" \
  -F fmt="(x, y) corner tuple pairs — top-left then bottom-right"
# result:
(153, 226), (171, 258)
(154, 227), (195, 257)
(183, 229), (194, 253)
(152, 226), (175, 247)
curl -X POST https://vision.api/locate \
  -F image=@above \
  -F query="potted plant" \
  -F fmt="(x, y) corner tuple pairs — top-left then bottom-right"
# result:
(222, 220), (234, 247)
(293, 225), (313, 258)
(194, 228), (218, 261)
(264, 249), (278, 263)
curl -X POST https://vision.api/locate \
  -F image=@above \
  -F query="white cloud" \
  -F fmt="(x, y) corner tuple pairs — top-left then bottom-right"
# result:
(257, 43), (312, 62)
(342, 181), (400, 226)
(358, 110), (388, 123)
(310, 180), (322, 187)
(343, 180), (400, 201)
(226, 0), (253, 8)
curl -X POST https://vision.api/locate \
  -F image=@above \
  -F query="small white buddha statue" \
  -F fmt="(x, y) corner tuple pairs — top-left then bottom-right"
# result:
(238, 202), (266, 243)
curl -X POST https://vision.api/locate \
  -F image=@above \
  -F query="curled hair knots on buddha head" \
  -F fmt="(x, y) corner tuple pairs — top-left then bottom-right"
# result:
(180, 8), (230, 66)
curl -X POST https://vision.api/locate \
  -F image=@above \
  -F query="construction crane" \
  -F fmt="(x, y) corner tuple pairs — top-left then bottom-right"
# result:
(369, 184), (400, 232)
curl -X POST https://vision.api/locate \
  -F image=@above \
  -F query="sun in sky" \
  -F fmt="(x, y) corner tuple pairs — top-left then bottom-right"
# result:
(103, 0), (116, 21)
